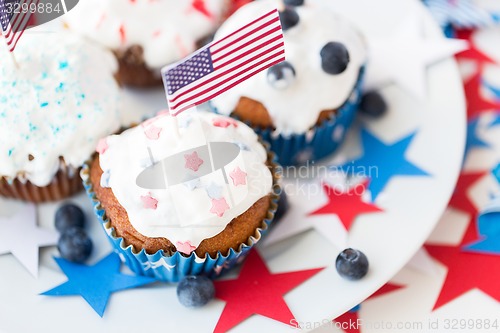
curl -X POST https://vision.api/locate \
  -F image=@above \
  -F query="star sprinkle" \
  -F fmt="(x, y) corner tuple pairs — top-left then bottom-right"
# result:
(463, 195), (500, 255)
(210, 197), (230, 217)
(465, 117), (490, 158)
(448, 171), (487, 215)
(41, 253), (156, 317)
(175, 241), (197, 255)
(229, 167), (247, 186)
(191, 0), (213, 19)
(184, 151), (204, 172)
(366, 13), (468, 99)
(308, 180), (383, 231)
(143, 124), (162, 140)
(141, 193), (158, 210)
(95, 138), (109, 154)
(340, 130), (430, 201)
(206, 182), (223, 199)
(213, 117), (238, 128)
(426, 223), (500, 310)
(0, 204), (58, 277)
(184, 178), (201, 191)
(213, 250), (323, 333)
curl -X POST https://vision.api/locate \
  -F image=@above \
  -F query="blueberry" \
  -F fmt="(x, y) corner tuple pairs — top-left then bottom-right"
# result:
(177, 275), (215, 308)
(57, 227), (93, 263)
(55, 203), (85, 233)
(274, 191), (289, 222)
(267, 61), (296, 89)
(284, 0), (304, 6)
(279, 7), (300, 31)
(320, 42), (350, 75)
(359, 91), (387, 118)
(335, 248), (369, 280)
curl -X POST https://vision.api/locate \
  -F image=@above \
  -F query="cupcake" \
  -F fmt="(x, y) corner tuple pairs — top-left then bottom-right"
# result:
(65, 0), (229, 87)
(210, 0), (367, 165)
(81, 110), (280, 281)
(0, 32), (121, 202)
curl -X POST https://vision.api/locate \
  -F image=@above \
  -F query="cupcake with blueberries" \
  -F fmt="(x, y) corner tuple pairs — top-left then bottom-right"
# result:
(81, 110), (280, 282)
(0, 32), (121, 202)
(210, 0), (367, 165)
(64, 0), (229, 87)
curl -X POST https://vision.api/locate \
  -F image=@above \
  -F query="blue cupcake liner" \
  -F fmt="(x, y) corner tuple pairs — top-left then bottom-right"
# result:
(80, 148), (280, 283)
(211, 67), (365, 166)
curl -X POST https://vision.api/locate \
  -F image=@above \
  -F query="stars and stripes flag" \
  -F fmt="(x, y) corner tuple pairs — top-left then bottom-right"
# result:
(0, 0), (37, 52)
(162, 8), (285, 116)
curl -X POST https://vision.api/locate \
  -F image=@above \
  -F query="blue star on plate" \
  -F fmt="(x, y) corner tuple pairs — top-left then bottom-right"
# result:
(41, 253), (156, 317)
(463, 195), (500, 255)
(339, 129), (430, 200)
(490, 116), (500, 128)
(465, 117), (490, 158)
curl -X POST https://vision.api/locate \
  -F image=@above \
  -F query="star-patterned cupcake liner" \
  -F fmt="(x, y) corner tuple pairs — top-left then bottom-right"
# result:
(211, 66), (365, 166)
(81, 146), (281, 283)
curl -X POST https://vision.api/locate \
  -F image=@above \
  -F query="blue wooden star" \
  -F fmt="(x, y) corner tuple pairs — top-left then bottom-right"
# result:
(465, 117), (490, 158)
(339, 129), (430, 200)
(41, 253), (156, 317)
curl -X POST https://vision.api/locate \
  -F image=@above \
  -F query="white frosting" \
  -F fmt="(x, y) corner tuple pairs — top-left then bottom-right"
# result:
(0, 32), (120, 187)
(65, 0), (227, 69)
(98, 110), (272, 253)
(211, 0), (367, 135)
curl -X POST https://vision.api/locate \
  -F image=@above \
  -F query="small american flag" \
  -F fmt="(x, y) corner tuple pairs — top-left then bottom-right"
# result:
(0, 0), (37, 52)
(162, 8), (285, 116)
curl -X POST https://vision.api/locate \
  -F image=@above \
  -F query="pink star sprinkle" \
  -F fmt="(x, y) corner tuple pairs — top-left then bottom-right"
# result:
(210, 197), (230, 217)
(144, 124), (162, 140)
(96, 138), (109, 154)
(176, 241), (196, 255)
(141, 193), (158, 210)
(229, 167), (247, 186)
(184, 151), (204, 172)
(213, 118), (238, 128)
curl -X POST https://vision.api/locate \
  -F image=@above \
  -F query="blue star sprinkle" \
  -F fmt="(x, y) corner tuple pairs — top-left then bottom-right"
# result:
(41, 253), (156, 317)
(465, 117), (490, 158)
(206, 182), (223, 199)
(339, 129), (430, 200)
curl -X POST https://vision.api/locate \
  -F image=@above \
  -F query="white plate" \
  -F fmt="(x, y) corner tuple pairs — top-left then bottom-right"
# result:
(0, 0), (465, 332)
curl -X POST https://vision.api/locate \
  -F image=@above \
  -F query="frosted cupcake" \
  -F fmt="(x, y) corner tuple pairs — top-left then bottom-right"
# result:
(82, 110), (280, 281)
(211, 0), (367, 165)
(65, 0), (229, 87)
(0, 32), (120, 202)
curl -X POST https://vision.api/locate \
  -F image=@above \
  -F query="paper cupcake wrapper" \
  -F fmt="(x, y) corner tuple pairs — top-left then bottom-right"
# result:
(0, 163), (82, 202)
(211, 67), (365, 166)
(81, 148), (280, 282)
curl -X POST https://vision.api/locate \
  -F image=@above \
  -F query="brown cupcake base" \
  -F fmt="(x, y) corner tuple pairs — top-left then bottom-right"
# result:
(0, 166), (82, 202)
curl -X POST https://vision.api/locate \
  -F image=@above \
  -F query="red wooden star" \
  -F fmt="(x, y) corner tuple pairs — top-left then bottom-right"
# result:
(448, 171), (487, 216)
(463, 71), (500, 120)
(308, 180), (383, 231)
(455, 30), (497, 65)
(425, 221), (500, 310)
(333, 283), (404, 333)
(213, 250), (324, 333)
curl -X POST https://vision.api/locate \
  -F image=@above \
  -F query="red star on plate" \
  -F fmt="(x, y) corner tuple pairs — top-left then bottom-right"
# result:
(448, 171), (486, 216)
(463, 71), (500, 120)
(308, 180), (383, 231)
(213, 250), (324, 333)
(425, 221), (500, 310)
(455, 30), (497, 65)
(333, 283), (404, 333)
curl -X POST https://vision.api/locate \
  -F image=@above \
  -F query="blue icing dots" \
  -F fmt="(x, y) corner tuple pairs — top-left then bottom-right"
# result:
(55, 82), (65, 93)
(59, 61), (69, 70)
(7, 148), (14, 157)
(41, 72), (48, 79)
(40, 102), (49, 108)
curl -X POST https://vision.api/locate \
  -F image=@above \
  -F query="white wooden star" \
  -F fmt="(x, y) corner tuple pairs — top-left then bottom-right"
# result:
(0, 204), (58, 277)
